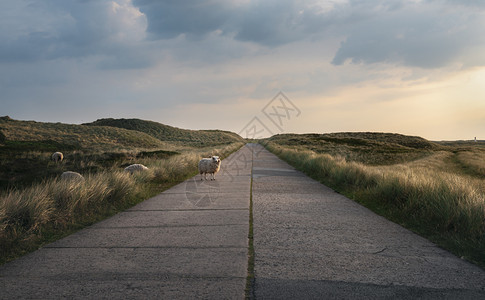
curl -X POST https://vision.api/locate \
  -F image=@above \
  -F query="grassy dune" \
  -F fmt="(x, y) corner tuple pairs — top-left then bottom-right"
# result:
(0, 116), (167, 151)
(0, 116), (244, 264)
(267, 132), (438, 165)
(84, 118), (243, 147)
(262, 133), (485, 268)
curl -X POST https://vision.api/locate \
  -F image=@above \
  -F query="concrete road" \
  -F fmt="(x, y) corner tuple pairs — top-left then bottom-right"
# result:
(2, 143), (485, 299)
(0, 145), (253, 299)
(250, 143), (485, 299)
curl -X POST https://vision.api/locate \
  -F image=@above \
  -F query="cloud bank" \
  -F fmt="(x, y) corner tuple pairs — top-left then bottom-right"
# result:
(2, 0), (484, 69)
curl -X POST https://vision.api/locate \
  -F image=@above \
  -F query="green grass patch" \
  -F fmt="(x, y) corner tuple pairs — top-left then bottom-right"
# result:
(1, 140), (79, 152)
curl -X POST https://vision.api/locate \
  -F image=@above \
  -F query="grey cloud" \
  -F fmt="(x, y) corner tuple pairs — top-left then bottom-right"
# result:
(0, 0), (151, 69)
(331, 0), (485, 68)
(233, 1), (326, 46)
(133, 0), (231, 39)
(133, 0), (332, 47)
(427, 0), (485, 8)
(96, 50), (153, 70)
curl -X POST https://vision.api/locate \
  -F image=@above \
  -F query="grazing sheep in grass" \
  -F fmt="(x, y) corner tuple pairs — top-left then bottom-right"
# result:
(198, 156), (221, 180)
(60, 171), (84, 181)
(52, 152), (63, 163)
(124, 163), (148, 174)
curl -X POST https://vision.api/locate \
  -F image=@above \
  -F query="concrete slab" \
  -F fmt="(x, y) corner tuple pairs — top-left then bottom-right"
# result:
(250, 143), (485, 299)
(46, 225), (248, 248)
(165, 180), (251, 195)
(0, 247), (247, 278)
(254, 248), (484, 289)
(0, 275), (244, 300)
(127, 193), (249, 211)
(253, 278), (485, 300)
(93, 209), (248, 228)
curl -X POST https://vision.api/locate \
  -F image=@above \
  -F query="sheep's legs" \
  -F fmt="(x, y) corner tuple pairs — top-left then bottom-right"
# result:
(200, 172), (216, 180)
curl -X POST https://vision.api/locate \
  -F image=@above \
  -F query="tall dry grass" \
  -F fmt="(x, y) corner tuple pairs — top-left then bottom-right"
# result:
(0, 142), (244, 264)
(263, 141), (485, 266)
(456, 150), (485, 176)
(0, 171), (137, 258)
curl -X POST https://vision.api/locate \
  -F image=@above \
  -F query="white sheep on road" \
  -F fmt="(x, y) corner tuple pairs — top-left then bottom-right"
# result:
(198, 156), (221, 180)
(52, 152), (63, 163)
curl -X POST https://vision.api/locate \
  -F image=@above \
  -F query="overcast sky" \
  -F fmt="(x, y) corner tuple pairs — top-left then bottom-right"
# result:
(1, 0), (484, 140)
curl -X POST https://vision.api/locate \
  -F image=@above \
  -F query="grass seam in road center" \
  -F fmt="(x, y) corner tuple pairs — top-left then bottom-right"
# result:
(245, 144), (255, 299)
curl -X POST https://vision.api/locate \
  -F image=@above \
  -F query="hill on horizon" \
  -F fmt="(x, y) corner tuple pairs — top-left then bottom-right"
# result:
(0, 116), (166, 151)
(0, 116), (244, 151)
(83, 118), (243, 147)
(268, 132), (439, 149)
(264, 132), (443, 165)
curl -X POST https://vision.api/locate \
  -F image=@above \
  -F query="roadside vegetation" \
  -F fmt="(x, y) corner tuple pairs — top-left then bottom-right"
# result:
(0, 116), (244, 265)
(262, 133), (485, 268)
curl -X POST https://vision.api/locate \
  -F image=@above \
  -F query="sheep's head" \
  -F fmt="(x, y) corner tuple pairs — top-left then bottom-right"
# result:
(212, 156), (221, 165)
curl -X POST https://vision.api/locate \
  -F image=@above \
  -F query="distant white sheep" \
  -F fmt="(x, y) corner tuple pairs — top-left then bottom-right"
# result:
(124, 163), (149, 174)
(198, 156), (221, 180)
(52, 152), (63, 163)
(60, 171), (84, 181)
